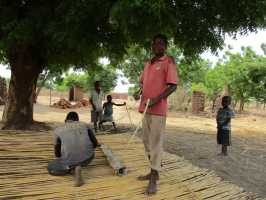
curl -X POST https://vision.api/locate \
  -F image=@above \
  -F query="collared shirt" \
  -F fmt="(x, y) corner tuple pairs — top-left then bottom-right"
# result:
(90, 89), (104, 112)
(139, 55), (178, 116)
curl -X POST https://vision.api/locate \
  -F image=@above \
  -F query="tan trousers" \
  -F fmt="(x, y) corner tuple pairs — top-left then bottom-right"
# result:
(142, 113), (166, 171)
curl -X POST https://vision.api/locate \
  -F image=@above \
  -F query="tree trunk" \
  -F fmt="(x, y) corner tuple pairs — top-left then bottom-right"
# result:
(211, 99), (216, 112)
(2, 46), (44, 129)
(211, 94), (219, 113)
(233, 100), (238, 109)
(35, 71), (49, 102)
(239, 97), (245, 112)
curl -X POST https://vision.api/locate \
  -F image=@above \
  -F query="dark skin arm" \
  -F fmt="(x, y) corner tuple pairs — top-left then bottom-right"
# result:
(148, 83), (177, 107)
(221, 118), (231, 126)
(87, 128), (99, 148)
(133, 84), (177, 107)
(217, 118), (231, 128)
(133, 88), (142, 100)
(54, 137), (61, 158)
(90, 98), (96, 110)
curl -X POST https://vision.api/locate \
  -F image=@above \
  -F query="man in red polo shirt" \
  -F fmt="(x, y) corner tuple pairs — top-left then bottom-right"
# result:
(135, 34), (178, 195)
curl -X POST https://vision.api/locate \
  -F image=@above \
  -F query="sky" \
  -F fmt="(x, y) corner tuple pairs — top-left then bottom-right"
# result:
(0, 29), (265, 92)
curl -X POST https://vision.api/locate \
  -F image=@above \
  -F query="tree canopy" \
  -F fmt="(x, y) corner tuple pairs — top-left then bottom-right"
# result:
(55, 66), (117, 94)
(112, 0), (266, 55)
(1, 1), (266, 66)
(1, 1), (266, 129)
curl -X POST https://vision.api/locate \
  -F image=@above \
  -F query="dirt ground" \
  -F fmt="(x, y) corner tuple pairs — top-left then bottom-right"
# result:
(0, 95), (266, 197)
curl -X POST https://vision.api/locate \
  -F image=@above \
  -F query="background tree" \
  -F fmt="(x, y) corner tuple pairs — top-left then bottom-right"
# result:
(223, 47), (259, 111)
(204, 63), (227, 110)
(120, 43), (211, 88)
(203, 46), (266, 112)
(1, 1), (266, 129)
(88, 65), (117, 94)
(54, 65), (117, 94)
(35, 67), (66, 102)
(0, 1), (126, 129)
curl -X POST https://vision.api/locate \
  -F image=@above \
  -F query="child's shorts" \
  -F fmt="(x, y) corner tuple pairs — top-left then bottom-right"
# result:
(217, 129), (231, 146)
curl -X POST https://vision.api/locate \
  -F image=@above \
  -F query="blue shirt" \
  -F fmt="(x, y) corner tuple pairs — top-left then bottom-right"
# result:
(216, 107), (235, 130)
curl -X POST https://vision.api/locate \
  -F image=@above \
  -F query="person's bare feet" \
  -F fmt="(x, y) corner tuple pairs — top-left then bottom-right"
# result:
(138, 172), (159, 181)
(145, 169), (158, 195)
(218, 152), (228, 156)
(138, 173), (151, 181)
(74, 166), (84, 187)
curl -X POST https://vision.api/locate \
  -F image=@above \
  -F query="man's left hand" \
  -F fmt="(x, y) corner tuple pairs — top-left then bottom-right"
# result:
(148, 97), (159, 108)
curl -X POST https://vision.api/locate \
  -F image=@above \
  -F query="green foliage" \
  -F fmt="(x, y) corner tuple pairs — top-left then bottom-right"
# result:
(54, 65), (117, 94)
(118, 45), (150, 86)
(128, 86), (139, 95)
(111, 0), (266, 55)
(119, 43), (211, 87)
(88, 65), (118, 94)
(0, 1), (127, 69)
(37, 68), (65, 89)
(190, 82), (208, 94)
(120, 42), (266, 113)
(248, 63), (266, 103)
(223, 48), (258, 105)
(55, 73), (88, 91)
(206, 46), (266, 111)
(179, 58), (211, 85)
(2, 1), (266, 127)
(204, 63), (227, 100)
(1, 1), (266, 67)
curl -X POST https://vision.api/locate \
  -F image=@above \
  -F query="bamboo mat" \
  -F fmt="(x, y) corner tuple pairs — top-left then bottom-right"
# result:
(0, 131), (264, 200)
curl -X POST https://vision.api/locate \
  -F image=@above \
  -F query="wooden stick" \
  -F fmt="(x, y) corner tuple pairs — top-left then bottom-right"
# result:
(100, 144), (127, 176)
(126, 99), (150, 147)
(125, 105), (134, 129)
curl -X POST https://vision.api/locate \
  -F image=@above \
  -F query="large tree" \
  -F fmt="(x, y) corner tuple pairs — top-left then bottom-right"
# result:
(0, 1), (126, 129)
(1, 0), (266, 129)
(223, 47), (266, 111)
(56, 66), (117, 94)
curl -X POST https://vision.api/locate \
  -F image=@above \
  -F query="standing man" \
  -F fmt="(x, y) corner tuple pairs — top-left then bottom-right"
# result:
(135, 34), (178, 195)
(90, 81), (104, 132)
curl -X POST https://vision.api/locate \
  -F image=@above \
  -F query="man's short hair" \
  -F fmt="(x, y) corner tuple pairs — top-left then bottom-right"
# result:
(65, 111), (79, 122)
(153, 34), (168, 47)
(94, 81), (100, 86)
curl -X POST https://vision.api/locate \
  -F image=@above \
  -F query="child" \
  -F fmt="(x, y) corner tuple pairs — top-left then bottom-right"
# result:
(47, 112), (99, 187)
(216, 96), (235, 156)
(99, 95), (126, 130)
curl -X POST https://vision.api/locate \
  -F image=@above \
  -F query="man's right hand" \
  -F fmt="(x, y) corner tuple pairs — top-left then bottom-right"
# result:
(133, 92), (140, 101)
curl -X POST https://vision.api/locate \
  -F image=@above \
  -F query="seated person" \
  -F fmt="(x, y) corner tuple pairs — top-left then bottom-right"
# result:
(99, 95), (126, 130)
(47, 112), (99, 187)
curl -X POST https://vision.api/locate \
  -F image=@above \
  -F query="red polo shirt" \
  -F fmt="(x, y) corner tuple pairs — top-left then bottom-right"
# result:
(139, 55), (178, 116)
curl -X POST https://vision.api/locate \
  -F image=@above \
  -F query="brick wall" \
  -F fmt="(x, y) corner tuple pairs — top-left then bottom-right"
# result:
(192, 91), (205, 113)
